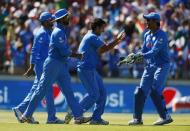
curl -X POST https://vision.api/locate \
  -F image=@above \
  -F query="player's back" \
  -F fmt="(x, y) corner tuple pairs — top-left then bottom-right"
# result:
(48, 24), (71, 63)
(30, 26), (51, 64)
(78, 31), (104, 70)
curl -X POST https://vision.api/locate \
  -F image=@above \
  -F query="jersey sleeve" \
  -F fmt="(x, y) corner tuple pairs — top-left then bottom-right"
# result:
(142, 31), (149, 53)
(91, 36), (104, 50)
(30, 33), (46, 64)
(53, 31), (71, 57)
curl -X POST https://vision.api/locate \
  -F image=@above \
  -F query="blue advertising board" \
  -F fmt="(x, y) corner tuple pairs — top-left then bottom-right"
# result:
(0, 79), (189, 113)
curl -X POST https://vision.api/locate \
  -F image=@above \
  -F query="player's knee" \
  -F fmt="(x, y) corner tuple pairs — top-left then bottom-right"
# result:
(151, 87), (162, 96)
(151, 88), (165, 101)
(89, 92), (100, 102)
(134, 87), (144, 96)
(134, 87), (146, 100)
(150, 88), (164, 102)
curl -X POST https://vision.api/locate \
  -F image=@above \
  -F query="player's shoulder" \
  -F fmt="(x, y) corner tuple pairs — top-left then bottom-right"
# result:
(36, 26), (44, 33)
(86, 31), (96, 37)
(157, 29), (167, 36)
(143, 29), (151, 39)
(144, 29), (151, 35)
(35, 28), (47, 38)
(84, 31), (98, 40)
(53, 27), (62, 33)
(52, 27), (63, 36)
(156, 29), (168, 44)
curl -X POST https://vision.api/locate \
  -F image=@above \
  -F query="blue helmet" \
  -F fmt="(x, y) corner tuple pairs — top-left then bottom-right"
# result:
(39, 12), (54, 22)
(54, 9), (68, 21)
(143, 12), (160, 21)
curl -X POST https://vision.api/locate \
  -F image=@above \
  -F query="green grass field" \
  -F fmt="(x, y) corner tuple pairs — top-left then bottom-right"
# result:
(0, 110), (189, 131)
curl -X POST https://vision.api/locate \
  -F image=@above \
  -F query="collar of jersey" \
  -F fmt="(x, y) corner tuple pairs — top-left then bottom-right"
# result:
(42, 26), (52, 35)
(56, 23), (66, 30)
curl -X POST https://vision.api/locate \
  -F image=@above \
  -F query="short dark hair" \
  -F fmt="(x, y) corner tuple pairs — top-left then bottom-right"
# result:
(40, 21), (46, 25)
(156, 21), (160, 27)
(91, 18), (106, 31)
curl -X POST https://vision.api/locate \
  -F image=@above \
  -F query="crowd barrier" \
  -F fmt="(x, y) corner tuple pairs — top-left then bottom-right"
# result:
(0, 77), (189, 113)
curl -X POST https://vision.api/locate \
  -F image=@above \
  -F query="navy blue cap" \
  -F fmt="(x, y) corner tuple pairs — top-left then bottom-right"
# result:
(54, 9), (68, 21)
(39, 12), (54, 22)
(143, 12), (160, 21)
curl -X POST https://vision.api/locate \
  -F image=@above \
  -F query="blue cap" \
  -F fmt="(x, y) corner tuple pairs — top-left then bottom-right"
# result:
(143, 12), (160, 21)
(39, 12), (54, 22)
(54, 9), (68, 21)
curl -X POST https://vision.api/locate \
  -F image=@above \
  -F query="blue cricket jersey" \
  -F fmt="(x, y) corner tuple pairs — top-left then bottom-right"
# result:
(48, 23), (71, 62)
(142, 29), (170, 66)
(78, 31), (104, 70)
(30, 26), (52, 64)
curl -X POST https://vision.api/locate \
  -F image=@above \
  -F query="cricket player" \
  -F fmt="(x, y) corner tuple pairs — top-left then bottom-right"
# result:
(19, 9), (91, 124)
(120, 12), (173, 125)
(64, 18), (125, 125)
(12, 12), (64, 124)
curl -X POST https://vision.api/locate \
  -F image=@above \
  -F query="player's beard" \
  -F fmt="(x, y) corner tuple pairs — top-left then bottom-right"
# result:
(45, 22), (54, 30)
(63, 21), (69, 25)
(49, 23), (54, 28)
(63, 19), (69, 26)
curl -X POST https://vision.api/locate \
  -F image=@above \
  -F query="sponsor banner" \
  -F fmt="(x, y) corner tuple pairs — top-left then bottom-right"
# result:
(0, 79), (190, 113)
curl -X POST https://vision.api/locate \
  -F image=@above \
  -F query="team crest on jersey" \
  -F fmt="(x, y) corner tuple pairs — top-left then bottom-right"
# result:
(38, 37), (43, 43)
(152, 36), (156, 41)
(158, 38), (163, 44)
(146, 36), (152, 48)
(59, 37), (64, 43)
(146, 42), (153, 48)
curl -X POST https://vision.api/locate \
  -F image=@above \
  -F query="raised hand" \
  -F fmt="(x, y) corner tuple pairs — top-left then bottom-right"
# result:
(23, 65), (35, 77)
(116, 30), (126, 43)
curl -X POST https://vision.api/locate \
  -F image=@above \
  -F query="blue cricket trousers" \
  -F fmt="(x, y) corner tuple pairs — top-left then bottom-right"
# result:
(16, 60), (56, 121)
(77, 68), (107, 121)
(23, 57), (83, 118)
(140, 63), (170, 96)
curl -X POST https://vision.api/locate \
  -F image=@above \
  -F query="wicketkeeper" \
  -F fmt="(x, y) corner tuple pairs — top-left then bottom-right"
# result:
(118, 12), (173, 126)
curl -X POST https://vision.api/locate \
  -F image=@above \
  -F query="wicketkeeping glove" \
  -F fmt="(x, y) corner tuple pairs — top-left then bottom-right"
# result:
(134, 52), (144, 63)
(117, 52), (143, 66)
(117, 53), (136, 66)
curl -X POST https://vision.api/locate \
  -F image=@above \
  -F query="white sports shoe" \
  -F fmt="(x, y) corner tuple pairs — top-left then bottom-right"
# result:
(12, 107), (23, 123)
(153, 115), (173, 125)
(128, 119), (143, 126)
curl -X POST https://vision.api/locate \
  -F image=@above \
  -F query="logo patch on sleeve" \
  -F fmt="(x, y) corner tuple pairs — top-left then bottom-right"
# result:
(158, 38), (163, 44)
(59, 37), (64, 43)
(38, 37), (43, 43)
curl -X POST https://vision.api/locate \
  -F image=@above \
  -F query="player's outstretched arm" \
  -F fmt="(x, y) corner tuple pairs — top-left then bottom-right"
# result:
(97, 31), (125, 54)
